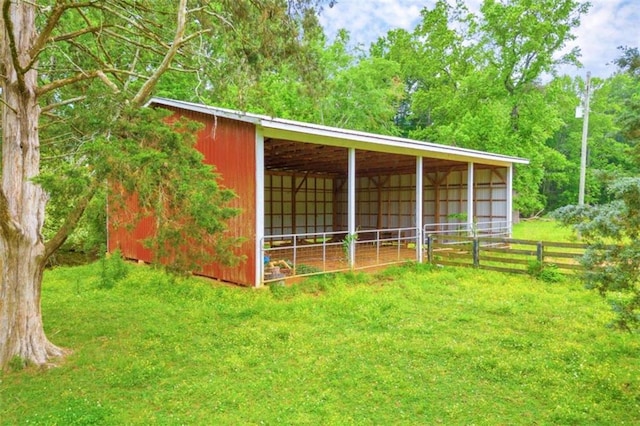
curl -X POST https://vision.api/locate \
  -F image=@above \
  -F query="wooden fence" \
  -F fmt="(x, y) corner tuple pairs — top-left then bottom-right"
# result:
(425, 234), (588, 275)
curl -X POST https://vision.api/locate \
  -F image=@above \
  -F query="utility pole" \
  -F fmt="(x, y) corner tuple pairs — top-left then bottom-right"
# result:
(578, 71), (591, 205)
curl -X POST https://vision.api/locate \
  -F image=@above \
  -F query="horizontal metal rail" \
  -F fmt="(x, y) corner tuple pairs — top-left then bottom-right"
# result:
(262, 227), (420, 284)
(423, 220), (510, 239)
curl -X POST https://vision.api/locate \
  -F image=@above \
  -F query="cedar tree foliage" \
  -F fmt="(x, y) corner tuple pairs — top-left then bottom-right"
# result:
(0, 0), (331, 370)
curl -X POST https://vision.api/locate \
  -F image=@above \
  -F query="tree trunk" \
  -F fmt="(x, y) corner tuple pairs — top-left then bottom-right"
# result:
(0, 0), (64, 369)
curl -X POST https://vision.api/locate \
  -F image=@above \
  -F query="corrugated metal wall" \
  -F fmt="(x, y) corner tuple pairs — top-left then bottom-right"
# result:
(109, 107), (257, 286)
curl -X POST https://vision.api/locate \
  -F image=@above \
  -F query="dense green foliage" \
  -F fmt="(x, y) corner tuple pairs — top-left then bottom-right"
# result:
(29, 0), (640, 253)
(552, 44), (640, 331)
(151, 0), (638, 219)
(18, 0), (338, 262)
(554, 178), (640, 331)
(0, 259), (638, 423)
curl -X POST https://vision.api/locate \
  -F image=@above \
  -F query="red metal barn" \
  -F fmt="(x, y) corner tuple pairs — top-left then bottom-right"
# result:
(108, 98), (528, 287)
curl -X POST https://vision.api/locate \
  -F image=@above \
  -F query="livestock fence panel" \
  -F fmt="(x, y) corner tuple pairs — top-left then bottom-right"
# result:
(425, 234), (588, 275)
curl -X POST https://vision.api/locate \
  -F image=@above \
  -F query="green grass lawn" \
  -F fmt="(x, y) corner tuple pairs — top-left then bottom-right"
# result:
(1, 221), (639, 424)
(512, 217), (579, 241)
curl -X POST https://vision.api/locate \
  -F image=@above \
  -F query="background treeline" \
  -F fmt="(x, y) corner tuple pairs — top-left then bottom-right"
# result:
(40, 0), (639, 252)
(155, 0), (639, 216)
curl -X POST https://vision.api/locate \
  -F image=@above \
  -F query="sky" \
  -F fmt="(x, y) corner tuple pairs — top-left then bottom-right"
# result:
(318, 0), (640, 79)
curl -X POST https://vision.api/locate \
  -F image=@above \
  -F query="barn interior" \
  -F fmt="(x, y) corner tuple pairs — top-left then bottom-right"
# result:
(261, 137), (510, 281)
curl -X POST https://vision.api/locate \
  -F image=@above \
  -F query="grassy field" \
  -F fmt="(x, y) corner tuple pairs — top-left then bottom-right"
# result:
(1, 221), (639, 424)
(512, 218), (579, 242)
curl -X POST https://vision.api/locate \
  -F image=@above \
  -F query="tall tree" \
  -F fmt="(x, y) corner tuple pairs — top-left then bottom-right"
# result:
(0, 0), (331, 370)
(479, 0), (589, 126)
(552, 47), (640, 331)
(371, 0), (590, 215)
(0, 0), (196, 370)
(614, 46), (640, 144)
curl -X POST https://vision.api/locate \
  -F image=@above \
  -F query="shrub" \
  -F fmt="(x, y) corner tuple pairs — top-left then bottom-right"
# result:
(553, 177), (640, 330)
(527, 261), (564, 283)
(99, 250), (130, 289)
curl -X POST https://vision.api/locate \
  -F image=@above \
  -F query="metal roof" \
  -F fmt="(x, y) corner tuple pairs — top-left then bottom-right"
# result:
(148, 97), (529, 168)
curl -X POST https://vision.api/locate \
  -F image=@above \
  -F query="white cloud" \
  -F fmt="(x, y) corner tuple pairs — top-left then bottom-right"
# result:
(320, 0), (431, 46)
(319, 0), (640, 79)
(566, 0), (640, 78)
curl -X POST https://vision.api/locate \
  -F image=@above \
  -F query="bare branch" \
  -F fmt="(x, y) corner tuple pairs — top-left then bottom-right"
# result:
(65, 39), (109, 71)
(131, 0), (189, 107)
(36, 68), (127, 96)
(96, 70), (120, 93)
(29, 3), (65, 60)
(123, 47), (140, 92)
(52, 25), (108, 43)
(41, 96), (87, 113)
(2, 0), (27, 91)
(44, 178), (101, 261)
(28, 1), (98, 65)
(99, 2), (169, 49)
(36, 70), (102, 95)
(75, 7), (119, 78)
(102, 28), (166, 56)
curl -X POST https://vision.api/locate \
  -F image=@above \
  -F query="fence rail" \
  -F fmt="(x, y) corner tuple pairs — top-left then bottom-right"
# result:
(262, 227), (419, 283)
(425, 234), (588, 274)
(423, 220), (510, 238)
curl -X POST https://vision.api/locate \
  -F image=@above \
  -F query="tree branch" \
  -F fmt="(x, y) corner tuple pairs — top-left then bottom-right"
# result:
(36, 68), (122, 96)
(99, 3), (169, 48)
(52, 25), (109, 43)
(41, 96), (87, 113)
(102, 28), (166, 56)
(3, 0), (26, 91)
(44, 178), (100, 261)
(36, 70), (100, 95)
(131, 0), (189, 107)
(29, 1), (99, 61)
(96, 70), (120, 93)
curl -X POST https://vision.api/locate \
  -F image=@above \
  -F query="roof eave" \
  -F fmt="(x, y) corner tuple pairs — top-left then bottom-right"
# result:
(147, 97), (530, 167)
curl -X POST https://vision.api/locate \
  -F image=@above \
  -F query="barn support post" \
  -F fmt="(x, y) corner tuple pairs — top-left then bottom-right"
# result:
(416, 156), (424, 262)
(347, 148), (356, 268)
(506, 165), (513, 236)
(467, 162), (474, 236)
(255, 126), (265, 287)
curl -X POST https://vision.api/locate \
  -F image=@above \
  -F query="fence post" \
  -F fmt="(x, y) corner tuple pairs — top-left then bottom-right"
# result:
(427, 235), (433, 263)
(536, 241), (543, 264)
(473, 238), (479, 267)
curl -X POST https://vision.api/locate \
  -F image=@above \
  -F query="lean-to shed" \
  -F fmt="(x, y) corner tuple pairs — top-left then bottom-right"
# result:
(108, 97), (529, 286)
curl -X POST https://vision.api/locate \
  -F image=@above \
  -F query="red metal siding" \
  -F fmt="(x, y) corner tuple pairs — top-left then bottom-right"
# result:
(108, 107), (257, 286)
(108, 210), (154, 263)
(191, 109), (257, 285)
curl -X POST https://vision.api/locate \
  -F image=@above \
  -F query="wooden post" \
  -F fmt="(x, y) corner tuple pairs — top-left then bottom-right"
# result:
(473, 238), (480, 267)
(537, 241), (543, 263)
